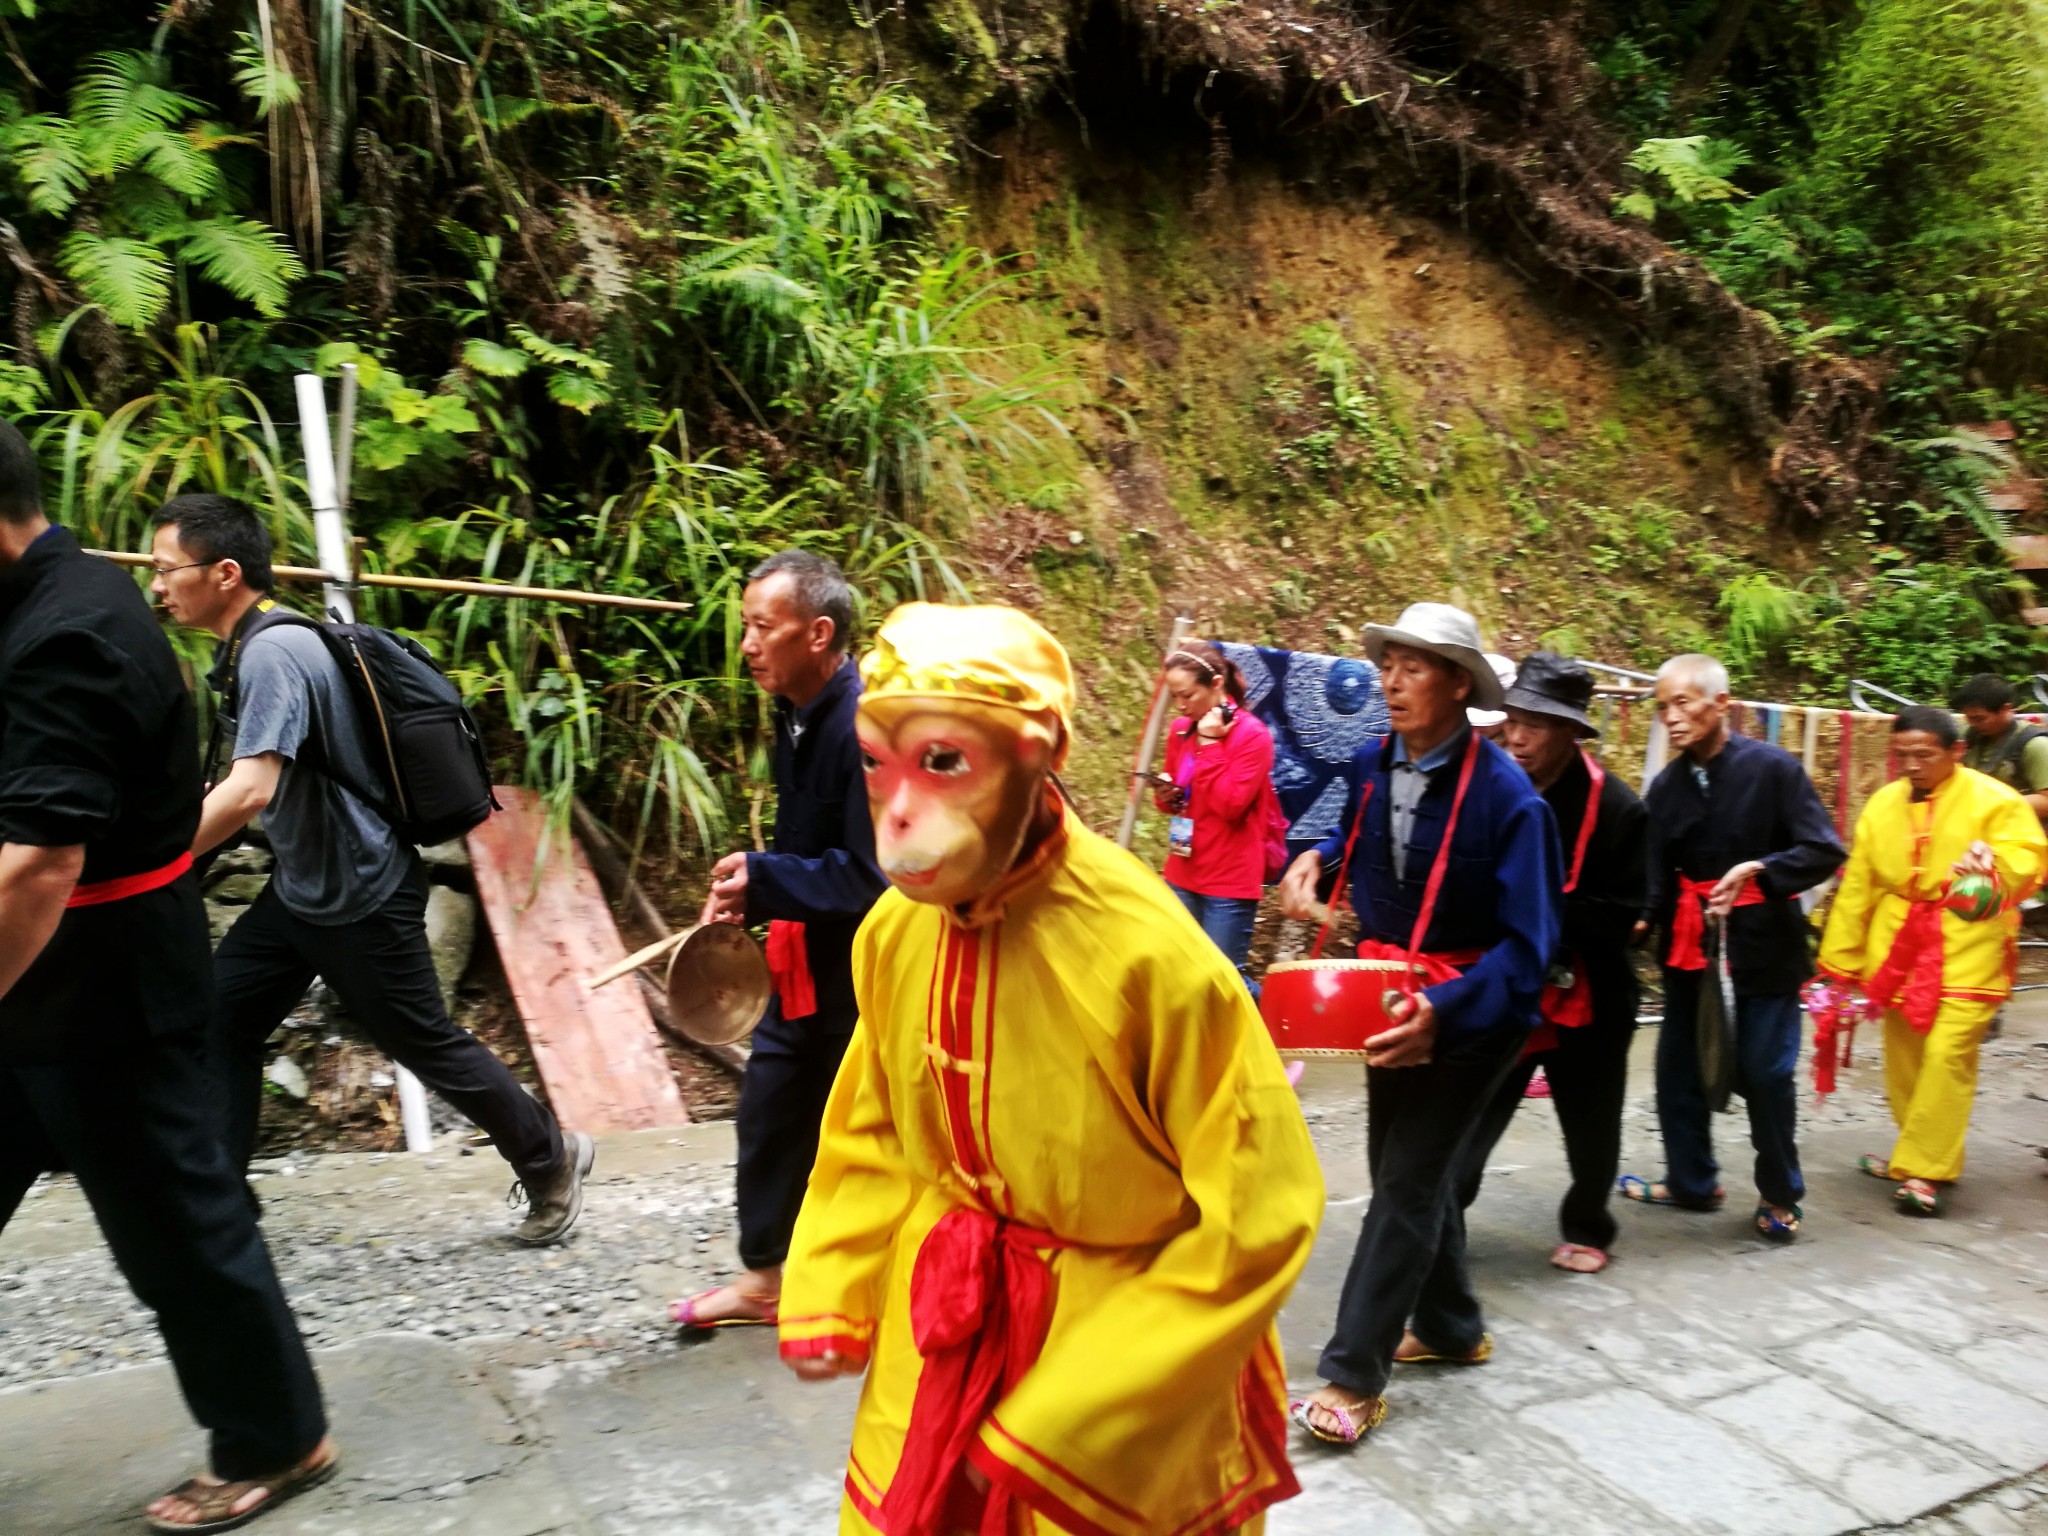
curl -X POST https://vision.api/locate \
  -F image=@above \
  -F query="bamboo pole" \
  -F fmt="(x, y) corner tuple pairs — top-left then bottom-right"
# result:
(89, 549), (695, 614)
(1116, 615), (1194, 850)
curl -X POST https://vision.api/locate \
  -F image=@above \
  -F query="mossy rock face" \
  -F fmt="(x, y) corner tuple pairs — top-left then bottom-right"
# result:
(945, 93), (1802, 816)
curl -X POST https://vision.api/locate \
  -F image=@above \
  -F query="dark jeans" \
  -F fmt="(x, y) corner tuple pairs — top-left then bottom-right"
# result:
(0, 1023), (326, 1478)
(213, 865), (563, 1178)
(1456, 1014), (1637, 1252)
(1317, 1025), (1525, 1398)
(735, 1000), (853, 1271)
(1171, 886), (1261, 998)
(1654, 971), (1804, 1208)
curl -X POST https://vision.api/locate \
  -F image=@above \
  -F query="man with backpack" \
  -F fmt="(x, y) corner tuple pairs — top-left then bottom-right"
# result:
(150, 493), (592, 1244)
(1954, 674), (2048, 823)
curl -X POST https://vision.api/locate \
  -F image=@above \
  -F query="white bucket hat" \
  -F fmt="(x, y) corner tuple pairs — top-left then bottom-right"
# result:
(1467, 653), (1517, 728)
(1363, 602), (1506, 711)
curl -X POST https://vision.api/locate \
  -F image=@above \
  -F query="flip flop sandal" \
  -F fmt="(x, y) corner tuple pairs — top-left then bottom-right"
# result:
(1395, 1332), (1494, 1366)
(670, 1289), (779, 1329)
(1549, 1243), (1609, 1274)
(1288, 1394), (1388, 1446)
(1858, 1154), (1895, 1180)
(145, 1442), (339, 1533)
(1754, 1203), (1802, 1243)
(1894, 1180), (1941, 1217)
(1618, 1174), (1725, 1211)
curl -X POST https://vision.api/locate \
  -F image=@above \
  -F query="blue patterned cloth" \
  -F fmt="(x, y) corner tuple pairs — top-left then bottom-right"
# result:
(1215, 642), (1390, 851)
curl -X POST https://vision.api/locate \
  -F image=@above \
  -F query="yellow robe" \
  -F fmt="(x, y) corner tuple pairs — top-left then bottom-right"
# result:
(779, 809), (1325, 1536)
(1818, 765), (2046, 1181)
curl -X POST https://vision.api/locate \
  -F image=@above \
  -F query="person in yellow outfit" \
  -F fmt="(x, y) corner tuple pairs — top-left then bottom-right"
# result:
(1817, 705), (2047, 1217)
(777, 602), (1325, 1536)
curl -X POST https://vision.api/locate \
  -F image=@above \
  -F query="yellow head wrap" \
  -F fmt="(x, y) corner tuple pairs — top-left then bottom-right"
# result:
(860, 603), (1076, 727)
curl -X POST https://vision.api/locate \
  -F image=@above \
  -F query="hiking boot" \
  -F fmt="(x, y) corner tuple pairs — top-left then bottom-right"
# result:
(511, 1131), (595, 1246)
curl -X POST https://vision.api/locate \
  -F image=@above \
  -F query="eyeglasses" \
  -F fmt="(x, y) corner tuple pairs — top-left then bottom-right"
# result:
(151, 558), (221, 577)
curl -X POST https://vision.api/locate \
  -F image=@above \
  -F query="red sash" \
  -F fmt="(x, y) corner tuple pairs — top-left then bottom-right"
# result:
(880, 1208), (1071, 1535)
(64, 852), (193, 909)
(1316, 730), (1482, 1001)
(765, 919), (817, 1020)
(1665, 873), (1767, 970)
(1864, 800), (1950, 1035)
(1533, 752), (1607, 1048)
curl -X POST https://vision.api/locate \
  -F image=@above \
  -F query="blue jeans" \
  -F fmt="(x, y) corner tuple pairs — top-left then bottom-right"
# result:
(1171, 887), (1261, 999)
(1654, 971), (1805, 1209)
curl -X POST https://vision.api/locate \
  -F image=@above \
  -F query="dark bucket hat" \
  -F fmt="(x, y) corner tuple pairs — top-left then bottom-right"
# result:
(1501, 651), (1600, 737)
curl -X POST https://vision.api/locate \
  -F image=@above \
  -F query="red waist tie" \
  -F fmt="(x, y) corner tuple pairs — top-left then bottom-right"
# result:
(764, 919), (816, 1020)
(1666, 874), (1768, 970)
(880, 1207), (1070, 1536)
(1526, 964), (1596, 1056)
(64, 852), (193, 909)
(1351, 940), (1480, 991)
(1866, 898), (1945, 1034)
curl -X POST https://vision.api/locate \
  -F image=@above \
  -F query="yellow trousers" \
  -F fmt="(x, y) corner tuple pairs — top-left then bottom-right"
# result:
(1881, 998), (2000, 1183)
(840, 1497), (1266, 1534)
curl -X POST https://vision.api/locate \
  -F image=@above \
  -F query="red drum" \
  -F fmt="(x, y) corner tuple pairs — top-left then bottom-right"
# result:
(1260, 959), (1413, 1057)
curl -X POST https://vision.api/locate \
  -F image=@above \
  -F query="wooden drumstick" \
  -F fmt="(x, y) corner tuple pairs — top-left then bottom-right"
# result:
(584, 929), (689, 991)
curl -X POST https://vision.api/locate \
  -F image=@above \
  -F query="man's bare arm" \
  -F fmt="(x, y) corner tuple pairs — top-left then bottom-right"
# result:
(193, 753), (283, 856)
(0, 842), (85, 1001)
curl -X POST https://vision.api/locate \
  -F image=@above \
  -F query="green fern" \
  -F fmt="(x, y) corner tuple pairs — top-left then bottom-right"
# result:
(462, 337), (532, 377)
(546, 372), (610, 413)
(177, 217), (304, 318)
(58, 231), (171, 330)
(231, 33), (304, 117)
(1, 110), (86, 216)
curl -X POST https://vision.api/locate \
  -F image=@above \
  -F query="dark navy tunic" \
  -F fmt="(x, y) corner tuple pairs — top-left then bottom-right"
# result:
(1644, 730), (1844, 997)
(743, 656), (886, 1032)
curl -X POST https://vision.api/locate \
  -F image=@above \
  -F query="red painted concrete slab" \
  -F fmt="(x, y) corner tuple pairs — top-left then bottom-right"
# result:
(468, 787), (689, 1134)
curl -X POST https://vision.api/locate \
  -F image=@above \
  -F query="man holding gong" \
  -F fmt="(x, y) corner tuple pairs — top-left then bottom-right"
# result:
(1278, 602), (1560, 1447)
(1625, 654), (1842, 1243)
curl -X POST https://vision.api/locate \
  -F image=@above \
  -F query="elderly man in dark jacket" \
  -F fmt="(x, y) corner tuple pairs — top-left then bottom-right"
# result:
(0, 420), (332, 1532)
(673, 550), (886, 1328)
(1449, 653), (1648, 1278)
(1626, 653), (1844, 1244)
(1279, 602), (1560, 1447)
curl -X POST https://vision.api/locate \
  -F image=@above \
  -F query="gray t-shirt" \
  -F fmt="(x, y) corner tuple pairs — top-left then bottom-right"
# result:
(231, 625), (411, 924)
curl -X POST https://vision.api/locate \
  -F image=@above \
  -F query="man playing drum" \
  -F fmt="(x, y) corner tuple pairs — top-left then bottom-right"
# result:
(1279, 602), (1560, 1447)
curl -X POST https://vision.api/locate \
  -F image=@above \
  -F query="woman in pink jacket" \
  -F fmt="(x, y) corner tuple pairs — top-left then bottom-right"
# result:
(1153, 640), (1278, 995)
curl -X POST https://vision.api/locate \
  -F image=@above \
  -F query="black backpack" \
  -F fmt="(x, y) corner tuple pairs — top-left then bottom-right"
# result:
(215, 606), (500, 847)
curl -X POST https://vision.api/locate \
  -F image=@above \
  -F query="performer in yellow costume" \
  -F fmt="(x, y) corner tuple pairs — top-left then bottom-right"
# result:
(778, 603), (1324, 1536)
(1818, 706), (2047, 1216)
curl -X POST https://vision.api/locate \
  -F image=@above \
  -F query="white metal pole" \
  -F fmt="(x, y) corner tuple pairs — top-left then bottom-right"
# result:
(295, 372), (434, 1154)
(1642, 714), (1670, 791)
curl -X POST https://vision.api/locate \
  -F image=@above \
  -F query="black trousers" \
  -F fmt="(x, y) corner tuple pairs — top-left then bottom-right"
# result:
(213, 864), (562, 1177)
(1317, 1026), (1524, 1399)
(0, 1013), (326, 1479)
(1456, 1012), (1638, 1252)
(735, 999), (852, 1271)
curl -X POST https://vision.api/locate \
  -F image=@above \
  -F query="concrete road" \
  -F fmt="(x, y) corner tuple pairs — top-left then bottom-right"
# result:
(5, 997), (2048, 1535)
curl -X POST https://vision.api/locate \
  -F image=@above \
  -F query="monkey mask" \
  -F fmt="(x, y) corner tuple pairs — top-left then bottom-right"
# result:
(857, 603), (1075, 912)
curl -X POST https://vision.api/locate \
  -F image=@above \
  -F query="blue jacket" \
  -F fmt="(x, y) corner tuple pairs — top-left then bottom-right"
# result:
(1314, 730), (1561, 1046)
(744, 657), (886, 1031)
